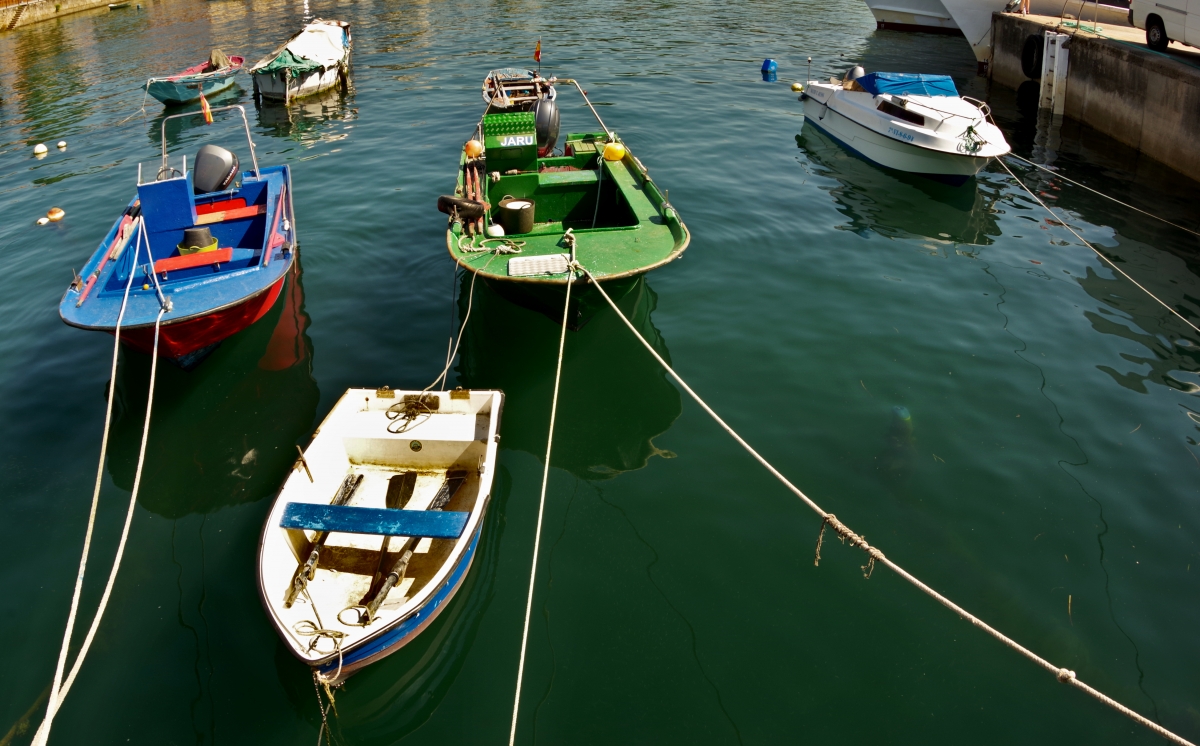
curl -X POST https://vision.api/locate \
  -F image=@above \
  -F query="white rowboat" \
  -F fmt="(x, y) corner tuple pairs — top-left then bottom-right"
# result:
(257, 387), (503, 683)
(250, 19), (351, 103)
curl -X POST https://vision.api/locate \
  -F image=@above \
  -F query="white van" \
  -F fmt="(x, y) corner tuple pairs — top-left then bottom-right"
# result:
(1129, 0), (1196, 51)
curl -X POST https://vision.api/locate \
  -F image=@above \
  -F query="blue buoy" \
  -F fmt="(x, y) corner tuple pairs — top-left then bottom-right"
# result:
(762, 59), (778, 73)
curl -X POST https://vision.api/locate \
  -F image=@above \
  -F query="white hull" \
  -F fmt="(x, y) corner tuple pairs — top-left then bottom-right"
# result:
(865, 0), (961, 32)
(803, 95), (992, 180)
(257, 388), (504, 681)
(253, 66), (344, 102)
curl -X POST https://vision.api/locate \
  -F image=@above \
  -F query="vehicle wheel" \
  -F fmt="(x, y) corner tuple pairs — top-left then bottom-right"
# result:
(1147, 16), (1169, 51)
(1021, 34), (1044, 78)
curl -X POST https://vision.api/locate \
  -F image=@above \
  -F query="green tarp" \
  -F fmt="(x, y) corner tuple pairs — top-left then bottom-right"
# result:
(255, 48), (322, 76)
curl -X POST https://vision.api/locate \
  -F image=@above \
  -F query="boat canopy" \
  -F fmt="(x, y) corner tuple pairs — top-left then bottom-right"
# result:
(857, 72), (959, 98)
(252, 21), (348, 75)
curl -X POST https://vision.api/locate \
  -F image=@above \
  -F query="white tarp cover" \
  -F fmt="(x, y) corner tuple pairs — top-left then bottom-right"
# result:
(284, 22), (346, 68)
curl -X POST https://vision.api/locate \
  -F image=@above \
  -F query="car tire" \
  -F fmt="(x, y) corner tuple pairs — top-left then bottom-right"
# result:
(1147, 16), (1169, 51)
(1021, 34), (1044, 78)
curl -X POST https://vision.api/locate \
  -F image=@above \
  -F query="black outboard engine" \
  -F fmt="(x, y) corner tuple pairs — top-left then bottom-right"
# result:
(193, 144), (239, 194)
(533, 97), (559, 157)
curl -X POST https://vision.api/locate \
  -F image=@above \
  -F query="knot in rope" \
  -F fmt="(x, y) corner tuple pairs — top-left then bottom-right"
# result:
(1058, 668), (1077, 683)
(385, 396), (434, 434)
(812, 513), (887, 578)
(293, 619), (347, 655)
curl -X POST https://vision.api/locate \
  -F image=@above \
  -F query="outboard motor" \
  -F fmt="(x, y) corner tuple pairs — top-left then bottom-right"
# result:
(843, 65), (866, 91)
(532, 97), (560, 157)
(193, 144), (239, 194)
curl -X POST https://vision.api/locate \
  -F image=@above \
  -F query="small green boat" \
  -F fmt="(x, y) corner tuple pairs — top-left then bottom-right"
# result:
(441, 69), (689, 328)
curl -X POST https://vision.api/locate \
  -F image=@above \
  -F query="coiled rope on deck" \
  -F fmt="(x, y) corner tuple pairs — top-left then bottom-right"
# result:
(508, 270), (575, 746)
(34, 220), (169, 746)
(577, 264), (1195, 746)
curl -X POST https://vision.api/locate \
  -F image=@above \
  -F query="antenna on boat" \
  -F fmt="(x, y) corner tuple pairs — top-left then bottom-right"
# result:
(807, 57), (812, 85)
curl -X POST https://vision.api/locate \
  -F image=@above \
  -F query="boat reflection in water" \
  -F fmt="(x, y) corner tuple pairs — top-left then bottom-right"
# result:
(797, 126), (1000, 246)
(254, 84), (356, 144)
(107, 261), (319, 519)
(458, 273), (682, 481)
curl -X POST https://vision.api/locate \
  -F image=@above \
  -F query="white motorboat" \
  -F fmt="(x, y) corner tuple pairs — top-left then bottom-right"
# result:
(863, 0), (961, 34)
(258, 387), (503, 683)
(801, 70), (1010, 185)
(250, 19), (351, 103)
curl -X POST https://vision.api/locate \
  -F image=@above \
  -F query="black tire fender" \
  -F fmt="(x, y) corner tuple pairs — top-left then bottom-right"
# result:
(1021, 34), (1044, 79)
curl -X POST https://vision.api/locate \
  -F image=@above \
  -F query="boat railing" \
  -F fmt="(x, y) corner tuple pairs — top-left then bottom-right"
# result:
(158, 104), (261, 181)
(550, 78), (613, 140)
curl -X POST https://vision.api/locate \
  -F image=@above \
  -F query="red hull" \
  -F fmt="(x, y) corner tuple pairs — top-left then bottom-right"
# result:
(118, 274), (287, 359)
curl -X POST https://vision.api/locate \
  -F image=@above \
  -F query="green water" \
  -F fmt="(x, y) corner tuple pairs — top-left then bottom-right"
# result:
(2, 0), (1199, 743)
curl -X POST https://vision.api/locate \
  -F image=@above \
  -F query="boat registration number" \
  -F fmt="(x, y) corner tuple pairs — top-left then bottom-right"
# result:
(499, 135), (535, 147)
(888, 127), (914, 142)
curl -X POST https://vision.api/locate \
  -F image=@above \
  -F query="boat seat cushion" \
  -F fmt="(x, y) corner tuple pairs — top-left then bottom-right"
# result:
(281, 502), (470, 539)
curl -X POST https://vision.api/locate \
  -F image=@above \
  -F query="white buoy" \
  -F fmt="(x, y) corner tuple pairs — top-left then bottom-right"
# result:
(57, 141), (67, 149)
(33, 143), (48, 155)
(486, 223), (505, 237)
(37, 217), (50, 226)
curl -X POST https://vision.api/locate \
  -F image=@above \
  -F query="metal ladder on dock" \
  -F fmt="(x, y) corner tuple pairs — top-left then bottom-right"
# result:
(1039, 31), (1070, 115)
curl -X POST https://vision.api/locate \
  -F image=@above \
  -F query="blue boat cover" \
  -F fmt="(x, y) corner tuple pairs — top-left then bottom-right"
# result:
(856, 73), (959, 97)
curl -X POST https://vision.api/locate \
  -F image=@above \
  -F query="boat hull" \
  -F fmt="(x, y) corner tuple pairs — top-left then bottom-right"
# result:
(802, 96), (990, 184)
(315, 520), (484, 681)
(146, 73), (239, 106)
(253, 66), (344, 102)
(864, 0), (961, 33)
(483, 273), (641, 330)
(116, 272), (287, 362)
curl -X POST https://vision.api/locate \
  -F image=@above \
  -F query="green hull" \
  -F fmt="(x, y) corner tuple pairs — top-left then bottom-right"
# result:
(445, 118), (689, 325)
(483, 272), (640, 330)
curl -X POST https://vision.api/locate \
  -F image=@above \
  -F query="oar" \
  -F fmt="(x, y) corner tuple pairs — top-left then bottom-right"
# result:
(283, 473), (363, 608)
(360, 470), (467, 621)
(75, 202), (142, 308)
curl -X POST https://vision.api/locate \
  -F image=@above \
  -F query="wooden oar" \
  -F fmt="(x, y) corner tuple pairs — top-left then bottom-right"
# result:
(360, 470), (467, 621)
(283, 473), (363, 608)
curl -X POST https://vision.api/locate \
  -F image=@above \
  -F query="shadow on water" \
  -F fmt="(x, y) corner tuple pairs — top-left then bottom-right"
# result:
(276, 467), (513, 743)
(456, 274), (682, 482)
(796, 126), (1002, 245)
(254, 84), (357, 144)
(107, 259), (319, 519)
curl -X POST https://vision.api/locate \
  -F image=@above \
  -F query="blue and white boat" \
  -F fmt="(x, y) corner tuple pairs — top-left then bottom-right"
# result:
(145, 50), (244, 106)
(258, 387), (504, 683)
(58, 105), (296, 367)
(801, 69), (1010, 185)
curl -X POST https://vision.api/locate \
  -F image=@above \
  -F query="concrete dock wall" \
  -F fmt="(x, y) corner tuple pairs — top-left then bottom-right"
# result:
(991, 13), (1200, 182)
(1, 0), (118, 32)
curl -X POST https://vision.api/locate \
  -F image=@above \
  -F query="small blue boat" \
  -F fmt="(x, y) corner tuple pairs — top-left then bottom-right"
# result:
(144, 50), (244, 106)
(59, 105), (296, 368)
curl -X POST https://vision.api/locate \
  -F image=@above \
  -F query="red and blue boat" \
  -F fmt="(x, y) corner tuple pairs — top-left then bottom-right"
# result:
(59, 106), (296, 368)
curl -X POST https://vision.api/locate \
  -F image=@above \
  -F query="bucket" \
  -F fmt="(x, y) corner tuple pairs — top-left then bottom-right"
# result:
(178, 226), (218, 255)
(498, 197), (535, 235)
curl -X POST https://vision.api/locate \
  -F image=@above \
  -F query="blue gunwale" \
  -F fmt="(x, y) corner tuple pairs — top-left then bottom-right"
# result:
(59, 164), (296, 332)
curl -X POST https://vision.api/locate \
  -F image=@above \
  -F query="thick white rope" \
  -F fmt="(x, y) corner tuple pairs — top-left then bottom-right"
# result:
(579, 265), (1195, 746)
(508, 271), (575, 746)
(995, 158), (1200, 336)
(35, 224), (168, 746)
(35, 218), (142, 746)
(1004, 153), (1200, 239)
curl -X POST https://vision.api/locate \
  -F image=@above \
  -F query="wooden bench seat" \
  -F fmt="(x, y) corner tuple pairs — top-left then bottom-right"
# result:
(153, 247), (233, 274)
(195, 203), (266, 225)
(281, 502), (470, 539)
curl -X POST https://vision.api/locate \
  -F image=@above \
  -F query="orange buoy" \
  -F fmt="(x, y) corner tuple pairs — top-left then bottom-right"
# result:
(603, 142), (626, 162)
(47, 207), (65, 222)
(465, 139), (483, 158)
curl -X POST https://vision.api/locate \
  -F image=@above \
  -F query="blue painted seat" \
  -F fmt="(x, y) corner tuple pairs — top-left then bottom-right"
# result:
(281, 502), (469, 539)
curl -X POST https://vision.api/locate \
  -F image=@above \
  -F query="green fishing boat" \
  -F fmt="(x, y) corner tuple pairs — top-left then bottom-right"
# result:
(440, 69), (689, 328)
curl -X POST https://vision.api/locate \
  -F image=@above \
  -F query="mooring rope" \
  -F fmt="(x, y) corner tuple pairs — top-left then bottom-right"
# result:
(508, 269), (576, 746)
(995, 158), (1200, 337)
(34, 222), (169, 746)
(578, 264), (1195, 746)
(1003, 153), (1200, 239)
